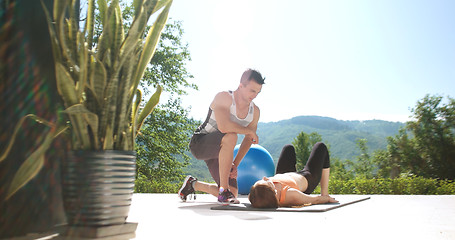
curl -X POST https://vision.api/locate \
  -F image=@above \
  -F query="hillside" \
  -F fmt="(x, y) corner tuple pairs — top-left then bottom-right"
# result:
(256, 115), (405, 160)
(184, 115), (405, 180)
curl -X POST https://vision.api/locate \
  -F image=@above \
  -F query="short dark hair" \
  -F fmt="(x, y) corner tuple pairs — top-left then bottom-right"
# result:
(240, 68), (265, 85)
(248, 184), (279, 208)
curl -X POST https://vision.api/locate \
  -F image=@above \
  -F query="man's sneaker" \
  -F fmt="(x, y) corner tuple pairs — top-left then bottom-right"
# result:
(178, 175), (197, 202)
(217, 187), (240, 205)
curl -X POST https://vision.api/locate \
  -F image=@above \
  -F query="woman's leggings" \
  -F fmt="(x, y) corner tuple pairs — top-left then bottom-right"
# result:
(275, 142), (330, 194)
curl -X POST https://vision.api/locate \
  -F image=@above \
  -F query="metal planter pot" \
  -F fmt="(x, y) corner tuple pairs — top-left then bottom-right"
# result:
(61, 150), (136, 226)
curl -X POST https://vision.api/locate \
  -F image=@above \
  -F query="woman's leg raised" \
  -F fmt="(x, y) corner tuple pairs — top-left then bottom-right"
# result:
(276, 144), (297, 174)
(301, 142), (330, 194)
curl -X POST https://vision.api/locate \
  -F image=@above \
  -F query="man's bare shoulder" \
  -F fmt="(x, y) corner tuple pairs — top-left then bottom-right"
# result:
(253, 102), (260, 112)
(212, 91), (232, 108)
(210, 91), (232, 110)
(214, 91), (231, 98)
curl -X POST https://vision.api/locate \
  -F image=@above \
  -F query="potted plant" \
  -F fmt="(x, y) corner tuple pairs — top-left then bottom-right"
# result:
(1, 0), (173, 230)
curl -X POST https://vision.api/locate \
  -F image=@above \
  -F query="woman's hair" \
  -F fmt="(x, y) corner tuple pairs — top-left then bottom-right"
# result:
(248, 184), (279, 208)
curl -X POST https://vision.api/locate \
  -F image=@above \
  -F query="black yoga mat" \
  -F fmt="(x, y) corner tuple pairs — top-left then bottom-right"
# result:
(211, 196), (370, 212)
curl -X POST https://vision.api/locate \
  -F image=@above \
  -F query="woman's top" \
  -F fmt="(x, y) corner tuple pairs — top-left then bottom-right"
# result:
(272, 175), (299, 205)
(196, 90), (255, 134)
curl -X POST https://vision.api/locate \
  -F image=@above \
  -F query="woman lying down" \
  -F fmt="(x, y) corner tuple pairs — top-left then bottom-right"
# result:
(248, 143), (338, 208)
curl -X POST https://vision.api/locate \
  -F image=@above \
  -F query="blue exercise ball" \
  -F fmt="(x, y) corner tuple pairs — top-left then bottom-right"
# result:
(234, 144), (275, 195)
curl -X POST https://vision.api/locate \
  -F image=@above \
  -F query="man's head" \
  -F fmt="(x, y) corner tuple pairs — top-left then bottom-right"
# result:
(237, 69), (265, 103)
(240, 68), (265, 85)
(248, 177), (279, 208)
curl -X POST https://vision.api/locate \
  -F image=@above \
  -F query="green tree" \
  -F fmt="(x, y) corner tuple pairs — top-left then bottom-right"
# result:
(330, 157), (354, 181)
(371, 149), (395, 178)
(135, 99), (199, 193)
(292, 131), (322, 170)
(382, 128), (418, 178)
(292, 131), (355, 181)
(407, 95), (455, 179)
(383, 95), (455, 179)
(353, 139), (374, 179)
(134, 18), (199, 193)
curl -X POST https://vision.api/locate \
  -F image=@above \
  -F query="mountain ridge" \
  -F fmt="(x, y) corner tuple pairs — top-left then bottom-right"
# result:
(255, 115), (405, 160)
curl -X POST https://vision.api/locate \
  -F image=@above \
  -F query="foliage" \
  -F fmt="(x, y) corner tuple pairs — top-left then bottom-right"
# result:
(292, 131), (322, 170)
(44, 0), (171, 150)
(1, 0), (173, 200)
(86, 1), (197, 193)
(352, 139), (375, 179)
(328, 176), (455, 195)
(383, 95), (455, 179)
(135, 99), (199, 193)
(140, 19), (197, 96)
(132, 18), (198, 193)
(330, 157), (355, 181)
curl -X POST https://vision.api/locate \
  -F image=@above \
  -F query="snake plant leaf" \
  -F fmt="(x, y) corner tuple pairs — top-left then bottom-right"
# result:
(132, 88), (143, 124)
(58, 11), (76, 67)
(132, 1), (171, 92)
(89, 55), (107, 105)
(64, 104), (100, 148)
(52, 0), (68, 26)
(63, 104), (99, 129)
(55, 62), (78, 106)
(40, 0), (62, 63)
(149, 0), (171, 16)
(5, 129), (55, 200)
(113, 4), (125, 55)
(56, 63), (92, 150)
(136, 85), (162, 132)
(132, 0), (142, 19)
(69, 0), (79, 49)
(77, 32), (89, 100)
(0, 114), (54, 163)
(103, 124), (114, 150)
(131, 88), (143, 140)
(97, 0), (108, 26)
(97, 0), (119, 65)
(119, 5), (147, 66)
(85, 0), (95, 49)
(115, 53), (136, 148)
(141, 0), (169, 19)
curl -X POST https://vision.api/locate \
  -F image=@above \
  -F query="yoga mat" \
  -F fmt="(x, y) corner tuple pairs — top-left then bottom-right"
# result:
(211, 196), (370, 212)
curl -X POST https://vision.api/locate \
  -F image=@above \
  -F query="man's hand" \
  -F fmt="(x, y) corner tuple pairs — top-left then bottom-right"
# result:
(246, 132), (259, 144)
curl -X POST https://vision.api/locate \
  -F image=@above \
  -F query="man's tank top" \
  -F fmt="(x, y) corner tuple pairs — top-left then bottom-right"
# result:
(196, 91), (255, 134)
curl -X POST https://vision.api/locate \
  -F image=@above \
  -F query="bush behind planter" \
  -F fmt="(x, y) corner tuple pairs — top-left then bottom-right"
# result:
(135, 175), (455, 195)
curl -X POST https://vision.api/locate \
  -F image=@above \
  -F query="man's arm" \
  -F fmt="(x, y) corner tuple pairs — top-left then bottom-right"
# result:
(233, 105), (260, 167)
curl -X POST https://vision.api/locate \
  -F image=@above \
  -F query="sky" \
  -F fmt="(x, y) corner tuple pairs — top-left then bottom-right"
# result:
(164, 0), (455, 123)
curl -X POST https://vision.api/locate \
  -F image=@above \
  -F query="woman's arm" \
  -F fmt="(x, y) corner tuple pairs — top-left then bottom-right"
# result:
(281, 188), (338, 207)
(320, 168), (330, 196)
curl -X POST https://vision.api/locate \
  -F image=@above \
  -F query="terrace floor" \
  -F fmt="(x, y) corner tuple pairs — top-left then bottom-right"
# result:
(127, 194), (455, 240)
(11, 194), (455, 240)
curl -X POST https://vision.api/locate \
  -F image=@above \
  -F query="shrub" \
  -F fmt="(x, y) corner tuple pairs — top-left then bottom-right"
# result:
(329, 176), (455, 195)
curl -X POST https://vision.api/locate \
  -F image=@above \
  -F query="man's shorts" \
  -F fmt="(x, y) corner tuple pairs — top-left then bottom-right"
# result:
(189, 130), (238, 189)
